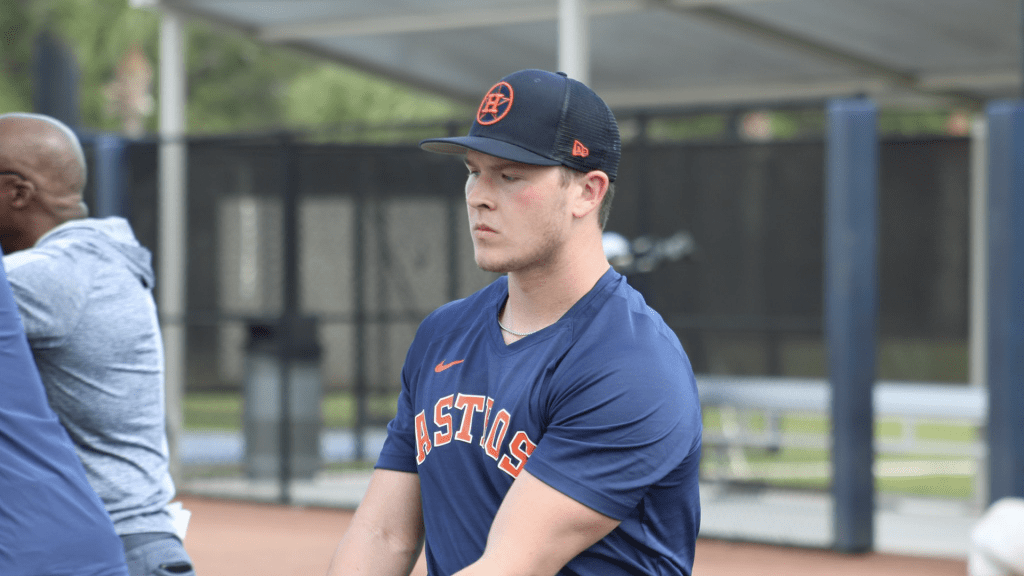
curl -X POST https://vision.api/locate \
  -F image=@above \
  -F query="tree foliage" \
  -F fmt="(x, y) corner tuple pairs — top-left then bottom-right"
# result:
(0, 0), (39, 114)
(0, 0), (464, 137)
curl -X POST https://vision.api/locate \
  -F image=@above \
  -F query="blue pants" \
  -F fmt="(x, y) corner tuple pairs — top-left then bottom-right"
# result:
(121, 532), (195, 576)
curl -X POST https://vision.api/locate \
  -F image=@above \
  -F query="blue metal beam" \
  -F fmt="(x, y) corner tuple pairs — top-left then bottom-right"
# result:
(825, 98), (878, 553)
(986, 101), (1024, 503)
(32, 30), (80, 128)
(91, 134), (129, 218)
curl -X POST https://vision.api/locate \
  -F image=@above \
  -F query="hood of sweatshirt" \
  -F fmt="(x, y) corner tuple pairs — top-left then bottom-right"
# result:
(35, 217), (155, 289)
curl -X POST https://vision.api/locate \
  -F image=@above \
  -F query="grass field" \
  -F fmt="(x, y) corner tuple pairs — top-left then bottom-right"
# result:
(184, 391), (395, 430)
(184, 392), (981, 499)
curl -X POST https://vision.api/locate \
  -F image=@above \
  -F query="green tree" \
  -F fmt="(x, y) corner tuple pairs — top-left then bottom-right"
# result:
(284, 65), (462, 135)
(0, 0), (39, 114)
(1, 0), (463, 137)
(7, 0), (160, 131)
(183, 24), (313, 134)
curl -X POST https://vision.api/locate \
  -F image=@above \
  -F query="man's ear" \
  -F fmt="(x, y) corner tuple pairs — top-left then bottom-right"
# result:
(571, 170), (609, 219)
(4, 178), (35, 209)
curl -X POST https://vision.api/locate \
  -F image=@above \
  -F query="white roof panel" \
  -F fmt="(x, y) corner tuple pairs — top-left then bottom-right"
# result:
(144, 0), (1023, 110)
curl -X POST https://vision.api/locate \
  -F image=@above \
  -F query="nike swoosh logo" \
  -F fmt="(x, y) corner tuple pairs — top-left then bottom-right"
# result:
(434, 359), (465, 373)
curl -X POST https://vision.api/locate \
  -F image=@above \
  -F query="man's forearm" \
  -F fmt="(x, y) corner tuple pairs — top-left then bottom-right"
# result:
(326, 525), (423, 576)
(325, 469), (424, 576)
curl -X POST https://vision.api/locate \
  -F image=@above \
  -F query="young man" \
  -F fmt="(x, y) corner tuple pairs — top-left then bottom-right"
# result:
(0, 113), (194, 576)
(328, 69), (702, 576)
(0, 243), (129, 576)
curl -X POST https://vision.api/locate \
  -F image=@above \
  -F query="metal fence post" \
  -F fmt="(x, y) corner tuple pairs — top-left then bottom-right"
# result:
(353, 160), (369, 461)
(826, 98), (878, 553)
(985, 101), (1024, 503)
(278, 132), (299, 504)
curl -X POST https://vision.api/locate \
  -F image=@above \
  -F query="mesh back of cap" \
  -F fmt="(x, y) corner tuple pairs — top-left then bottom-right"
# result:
(554, 80), (621, 181)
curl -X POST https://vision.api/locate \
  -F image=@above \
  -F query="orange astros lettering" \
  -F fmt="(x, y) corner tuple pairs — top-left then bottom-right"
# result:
(417, 394), (538, 478)
(434, 359), (465, 373)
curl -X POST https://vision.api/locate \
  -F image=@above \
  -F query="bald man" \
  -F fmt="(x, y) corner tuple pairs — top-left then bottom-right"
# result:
(0, 113), (195, 576)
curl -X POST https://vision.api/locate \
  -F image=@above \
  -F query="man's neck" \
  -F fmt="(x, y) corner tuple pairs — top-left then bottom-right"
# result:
(501, 240), (610, 337)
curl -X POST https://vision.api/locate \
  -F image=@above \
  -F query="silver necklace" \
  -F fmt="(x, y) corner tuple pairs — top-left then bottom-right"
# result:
(497, 315), (537, 337)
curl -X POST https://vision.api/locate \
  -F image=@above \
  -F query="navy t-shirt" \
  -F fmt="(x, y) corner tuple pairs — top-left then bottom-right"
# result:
(0, 255), (129, 576)
(377, 268), (702, 575)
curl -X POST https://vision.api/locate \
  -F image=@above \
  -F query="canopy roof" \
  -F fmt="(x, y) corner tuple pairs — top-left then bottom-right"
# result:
(140, 0), (1020, 112)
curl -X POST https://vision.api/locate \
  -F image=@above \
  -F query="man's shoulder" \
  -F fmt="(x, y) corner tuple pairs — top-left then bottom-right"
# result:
(419, 276), (505, 333)
(589, 279), (677, 341)
(2, 243), (94, 341)
(3, 242), (77, 279)
(575, 280), (692, 376)
(4, 226), (103, 273)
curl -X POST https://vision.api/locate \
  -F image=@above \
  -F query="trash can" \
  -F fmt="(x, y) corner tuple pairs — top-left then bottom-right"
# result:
(243, 317), (323, 479)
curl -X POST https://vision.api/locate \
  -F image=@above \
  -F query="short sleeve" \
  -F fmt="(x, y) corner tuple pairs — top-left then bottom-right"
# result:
(524, 346), (701, 520)
(3, 248), (89, 347)
(375, 354), (421, 473)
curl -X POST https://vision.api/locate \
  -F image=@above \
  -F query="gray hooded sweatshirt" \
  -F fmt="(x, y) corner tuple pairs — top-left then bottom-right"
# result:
(3, 217), (176, 536)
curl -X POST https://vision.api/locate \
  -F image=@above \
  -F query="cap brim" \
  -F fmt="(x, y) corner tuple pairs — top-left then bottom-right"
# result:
(420, 136), (560, 167)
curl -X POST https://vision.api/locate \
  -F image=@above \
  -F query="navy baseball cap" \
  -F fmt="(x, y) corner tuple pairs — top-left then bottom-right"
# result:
(420, 69), (621, 182)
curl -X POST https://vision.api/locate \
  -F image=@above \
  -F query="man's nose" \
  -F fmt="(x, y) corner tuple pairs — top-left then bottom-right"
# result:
(466, 176), (495, 210)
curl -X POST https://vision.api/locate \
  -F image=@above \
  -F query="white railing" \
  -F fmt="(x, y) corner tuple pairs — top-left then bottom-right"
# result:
(696, 375), (987, 501)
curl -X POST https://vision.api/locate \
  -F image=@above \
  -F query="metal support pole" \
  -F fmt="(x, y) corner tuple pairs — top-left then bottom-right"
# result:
(277, 134), (300, 504)
(158, 11), (187, 484)
(447, 122), (462, 303)
(985, 101), (1024, 504)
(970, 115), (990, 508)
(826, 98), (878, 553)
(353, 164), (369, 461)
(558, 0), (589, 84)
(970, 116), (989, 391)
(32, 30), (81, 128)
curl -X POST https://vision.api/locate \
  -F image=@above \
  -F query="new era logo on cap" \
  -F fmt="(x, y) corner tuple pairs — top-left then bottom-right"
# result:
(419, 69), (621, 182)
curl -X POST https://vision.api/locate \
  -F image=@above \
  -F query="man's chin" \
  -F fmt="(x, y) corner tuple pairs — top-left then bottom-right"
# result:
(474, 254), (512, 274)
(476, 260), (509, 274)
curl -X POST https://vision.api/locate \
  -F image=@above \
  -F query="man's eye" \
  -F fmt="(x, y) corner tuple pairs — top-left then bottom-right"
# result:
(502, 174), (518, 182)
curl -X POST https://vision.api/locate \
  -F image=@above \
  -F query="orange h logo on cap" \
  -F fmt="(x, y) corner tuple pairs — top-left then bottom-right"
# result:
(477, 81), (514, 125)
